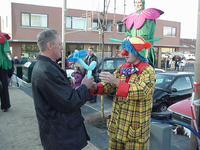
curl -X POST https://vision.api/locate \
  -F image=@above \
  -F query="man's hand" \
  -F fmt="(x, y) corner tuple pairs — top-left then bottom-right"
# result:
(99, 72), (119, 87)
(90, 82), (98, 91)
(81, 76), (94, 89)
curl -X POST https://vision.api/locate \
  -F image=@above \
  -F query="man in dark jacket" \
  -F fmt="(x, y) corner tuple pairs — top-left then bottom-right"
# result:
(31, 29), (94, 150)
(83, 47), (98, 103)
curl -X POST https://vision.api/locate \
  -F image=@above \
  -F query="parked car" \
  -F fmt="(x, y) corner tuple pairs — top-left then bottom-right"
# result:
(184, 54), (195, 60)
(66, 69), (74, 78)
(167, 97), (193, 137)
(168, 97), (192, 126)
(97, 57), (126, 75)
(153, 72), (194, 112)
(155, 68), (166, 74)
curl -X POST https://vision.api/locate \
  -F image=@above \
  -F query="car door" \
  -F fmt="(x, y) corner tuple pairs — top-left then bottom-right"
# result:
(167, 76), (193, 105)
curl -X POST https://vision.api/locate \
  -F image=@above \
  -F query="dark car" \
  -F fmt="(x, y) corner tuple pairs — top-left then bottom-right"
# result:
(97, 57), (126, 96)
(97, 57), (126, 82)
(153, 72), (194, 112)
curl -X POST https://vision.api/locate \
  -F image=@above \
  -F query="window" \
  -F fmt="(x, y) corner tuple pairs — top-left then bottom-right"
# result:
(6, 16), (8, 27)
(92, 19), (112, 32)
(66, 16), (86, 30)
(21, 12), (48, 28)
(66, 17), (72, 28)
(116, 59), (125, 67)
(2, 19), (4, 30)
(117, 21), (126, 32)
(21, 43), (40, 58)
(66, 44), (84, 55)
(171, 77), (192, 91)
(104, 60), (114, 70)
(163, 26), (176, 37)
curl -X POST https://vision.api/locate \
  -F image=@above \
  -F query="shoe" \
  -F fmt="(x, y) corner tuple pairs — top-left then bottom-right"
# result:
(89, 99), (97, 103)
(3, 109), (8, 112)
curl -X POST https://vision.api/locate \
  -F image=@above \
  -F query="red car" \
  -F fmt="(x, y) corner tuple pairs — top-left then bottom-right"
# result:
(168, 97), (192, 126)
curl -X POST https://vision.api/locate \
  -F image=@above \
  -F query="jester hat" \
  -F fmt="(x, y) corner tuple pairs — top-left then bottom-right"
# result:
(121, 36), (151, 62)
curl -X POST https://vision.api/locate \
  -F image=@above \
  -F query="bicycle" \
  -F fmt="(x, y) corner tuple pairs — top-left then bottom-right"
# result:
(8, 72), (20, 88)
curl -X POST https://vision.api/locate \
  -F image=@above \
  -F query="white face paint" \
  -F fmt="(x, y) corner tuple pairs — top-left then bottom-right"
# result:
(134, 0), (143, 11)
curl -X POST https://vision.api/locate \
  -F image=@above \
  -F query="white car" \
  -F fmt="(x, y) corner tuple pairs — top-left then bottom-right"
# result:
(155, 68), (166, 74)
(66, 69), (74, 78)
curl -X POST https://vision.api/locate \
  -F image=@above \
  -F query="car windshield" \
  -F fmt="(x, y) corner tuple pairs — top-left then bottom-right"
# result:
(155, 74), (175, 89)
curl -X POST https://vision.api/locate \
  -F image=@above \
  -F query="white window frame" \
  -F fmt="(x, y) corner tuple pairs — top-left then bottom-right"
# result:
(21, 12), (48, 28)
(163, 26), (176, 37)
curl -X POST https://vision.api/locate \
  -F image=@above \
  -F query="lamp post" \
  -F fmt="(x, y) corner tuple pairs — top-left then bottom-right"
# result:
(62, 0), (67, 70)
(190, 0), (200, 149)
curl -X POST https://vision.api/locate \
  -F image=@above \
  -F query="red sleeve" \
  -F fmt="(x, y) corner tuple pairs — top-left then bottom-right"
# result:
(90, 83), (104, 96)
(116, 80), (130, 97)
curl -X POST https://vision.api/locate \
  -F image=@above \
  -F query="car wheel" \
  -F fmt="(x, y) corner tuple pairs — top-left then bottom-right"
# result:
(157, 103), (168, 112)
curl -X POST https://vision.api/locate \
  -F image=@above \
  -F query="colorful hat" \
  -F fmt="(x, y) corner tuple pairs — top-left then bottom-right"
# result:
(121, 36), (151, 62)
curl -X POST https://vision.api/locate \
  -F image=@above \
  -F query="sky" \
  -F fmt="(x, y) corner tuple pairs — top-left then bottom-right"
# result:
(1, 0), (199, 39)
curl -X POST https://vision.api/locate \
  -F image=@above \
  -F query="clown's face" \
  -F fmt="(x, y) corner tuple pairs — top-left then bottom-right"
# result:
(134, 0), (143, 11)
(125, 52), (140, 64)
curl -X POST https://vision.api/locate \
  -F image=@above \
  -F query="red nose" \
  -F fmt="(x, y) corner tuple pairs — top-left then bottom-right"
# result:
(121, 49), (129, 56)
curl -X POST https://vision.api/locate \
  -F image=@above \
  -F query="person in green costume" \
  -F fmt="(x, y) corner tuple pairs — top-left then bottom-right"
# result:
(0, 32), (12, 112)
(122, 0), (164, 67)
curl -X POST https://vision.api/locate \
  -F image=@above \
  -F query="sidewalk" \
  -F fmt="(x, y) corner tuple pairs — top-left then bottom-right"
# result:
(0, 87), (100, 150)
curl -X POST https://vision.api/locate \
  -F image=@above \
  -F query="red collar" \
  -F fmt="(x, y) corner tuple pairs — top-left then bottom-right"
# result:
(0, 32), (11, 43)
(120, 62), (149, 75)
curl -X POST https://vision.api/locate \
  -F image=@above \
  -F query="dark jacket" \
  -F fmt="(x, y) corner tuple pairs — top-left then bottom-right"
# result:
(31, 55), (90, 150)
(71, 71), (82, 88)
(13, 59), (20, 64)
(84, 54), (98, 78)
(20, 58), (28, 64)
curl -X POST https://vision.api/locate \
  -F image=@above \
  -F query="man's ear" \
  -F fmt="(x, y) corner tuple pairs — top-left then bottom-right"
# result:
(47, 42), (51, 49)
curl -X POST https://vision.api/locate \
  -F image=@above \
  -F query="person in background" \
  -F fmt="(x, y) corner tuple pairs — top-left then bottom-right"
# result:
(0, 32), (12, 112)
(174, 57), (180, 71)
(56, 57), (69, 70)
(71, 66), (83, 88)
(168, 57), (172, 69)
(13, 56), (20, 64)
(83, 47), (98, 103)
(181, 57), (187, 71)
(31, 29), (94, 150)
(20, 56), (28, 64)
(91, 37), (156, 150)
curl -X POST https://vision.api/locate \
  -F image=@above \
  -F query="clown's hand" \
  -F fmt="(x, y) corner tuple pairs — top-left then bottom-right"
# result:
(99, 72), (120, 87)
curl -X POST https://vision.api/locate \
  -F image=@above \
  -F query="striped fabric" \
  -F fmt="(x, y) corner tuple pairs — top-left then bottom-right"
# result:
(100, 64), (156, 150)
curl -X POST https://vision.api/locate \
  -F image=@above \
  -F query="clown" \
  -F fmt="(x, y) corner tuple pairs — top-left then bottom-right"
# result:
(122, 0), (164, 67)
(91, 36), (156, 150)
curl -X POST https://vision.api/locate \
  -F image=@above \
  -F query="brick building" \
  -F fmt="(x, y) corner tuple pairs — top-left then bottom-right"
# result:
(0, 2), (182, 68)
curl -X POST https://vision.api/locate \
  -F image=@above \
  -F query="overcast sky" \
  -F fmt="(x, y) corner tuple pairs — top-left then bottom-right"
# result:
(1, 0), (199, 39)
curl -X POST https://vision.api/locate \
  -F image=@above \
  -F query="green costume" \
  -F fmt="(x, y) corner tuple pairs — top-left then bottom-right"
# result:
(125, 19), (155, 66)
(122, 0), (164, 66)
(0, 32), (12, 111)
(0, 37), (12, 70)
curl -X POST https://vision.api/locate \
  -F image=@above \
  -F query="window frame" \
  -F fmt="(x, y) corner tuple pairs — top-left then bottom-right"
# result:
(92, 18), (112, 32)
(66, 16), (86, 30)
(117, 21), (126, 33)
(163, 26), (177, 37)
(21, 12), (48, 28)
